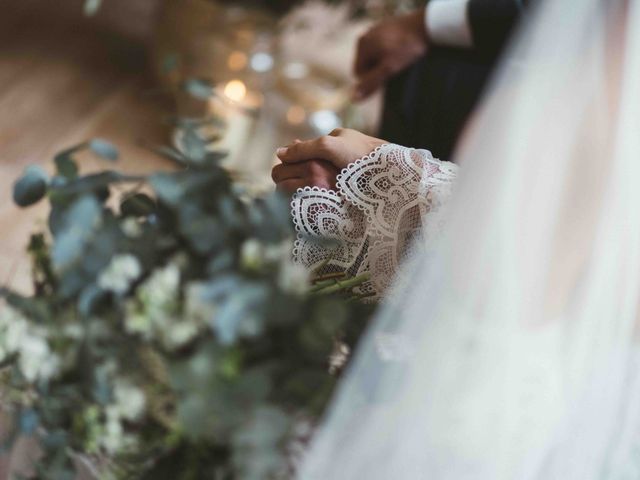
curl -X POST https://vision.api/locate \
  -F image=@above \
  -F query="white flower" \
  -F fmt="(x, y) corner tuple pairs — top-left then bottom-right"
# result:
(139, 264), (180, 311)
(112, 379), (146, 421)
(184, 282), (215, 323)
(19, 336), (60, 382)
(123, 305), (153, 337)
(0, 304), (59, 382)
(4, 314), (29, 353)
(98, 379), (145, 454)
(163, 321), (200, 350)
(265, 239), (294, 263)
(102, 409), (125, 454)
(98, 254), (142, 295)
(328, 341), (350, 375)
(121, 217), (143, 238)
(278, 260), (310, 295)
(62, 323), (83, 340)
(1, 304), (28, 359)
(125, 263), (182, 346)
(241, 239), (265, 270)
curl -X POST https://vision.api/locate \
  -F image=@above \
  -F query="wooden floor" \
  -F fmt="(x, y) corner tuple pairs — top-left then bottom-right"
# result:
(0, 0), (175, 294)
(0, 4), (178, 475)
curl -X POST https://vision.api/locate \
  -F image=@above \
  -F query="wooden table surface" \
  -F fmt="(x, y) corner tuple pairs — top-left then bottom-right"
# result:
(0, 0), (175, 294)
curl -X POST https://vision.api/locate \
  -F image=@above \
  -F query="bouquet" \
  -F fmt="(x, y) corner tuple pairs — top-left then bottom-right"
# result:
(0, 134), (373, 479)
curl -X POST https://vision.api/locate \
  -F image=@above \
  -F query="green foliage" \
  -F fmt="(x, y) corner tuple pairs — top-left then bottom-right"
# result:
(183, 78), (215, 101)
(89, 139), (119, 161)
(13, 165), (49, 207)
(2, 136), (374, 479)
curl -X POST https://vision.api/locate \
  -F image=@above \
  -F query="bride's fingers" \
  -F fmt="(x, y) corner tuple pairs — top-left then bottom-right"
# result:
(277, 136), (341, 167)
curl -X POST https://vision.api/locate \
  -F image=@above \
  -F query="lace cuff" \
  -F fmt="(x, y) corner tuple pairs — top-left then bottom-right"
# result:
(291, 144), (458, 297)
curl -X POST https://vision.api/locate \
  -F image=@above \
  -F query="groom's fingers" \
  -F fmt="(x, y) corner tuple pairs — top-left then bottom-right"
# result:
(271, 163), (304, 183)
(272, 160), (338, 192)
(354, 63), (391, 101)
(276, 179), (307, 194)
(354, 34), (378, 76)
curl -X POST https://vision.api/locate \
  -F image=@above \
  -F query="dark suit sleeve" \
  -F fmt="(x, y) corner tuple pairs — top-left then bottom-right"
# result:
(467, 0), (531, 55)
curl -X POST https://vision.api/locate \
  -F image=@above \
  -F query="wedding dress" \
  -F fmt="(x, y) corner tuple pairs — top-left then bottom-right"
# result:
(299, 0), (640, 478)
(291, 144), (458, 297)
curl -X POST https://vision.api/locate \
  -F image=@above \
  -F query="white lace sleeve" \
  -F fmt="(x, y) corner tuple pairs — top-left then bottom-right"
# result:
(291, 144), (458, 298)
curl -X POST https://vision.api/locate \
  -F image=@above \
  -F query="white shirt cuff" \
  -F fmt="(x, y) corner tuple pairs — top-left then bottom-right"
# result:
(425, 0), (473, 48)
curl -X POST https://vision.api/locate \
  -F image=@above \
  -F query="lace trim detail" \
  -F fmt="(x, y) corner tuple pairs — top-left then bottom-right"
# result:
(337, 144), (457, 237)
(291, 186), (367, 271)
(290, 144), (458, 298)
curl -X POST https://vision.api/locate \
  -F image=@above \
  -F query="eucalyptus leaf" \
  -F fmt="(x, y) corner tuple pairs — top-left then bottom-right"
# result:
(183, 78), (214, 100)
(48, 207), (66, 237)
(78, 284), (109, 317)
(49, 175), (69, 189)
(89, 139), (119, 161)
(51, 171), (141, 197)
(205, 150), (229, 164)
(231, 407), (289, 480)
(178, 204), (223, 254)
(265, 193), (295, 232)
(198, 275), (241, 302)
(182, 127), (207, 163)
(19, 409), (39, 435)
(0, 288), (50, 322)
(147, 144), (188, 164)
(207, 250), (235, 273)
(54, 154), (79, 180)
(51, 195), (102, 272)
(231, 406), (289, 449)
(13, 165), (49, 207)
(149, 172), (186, 206)
(41, 431), (69, 450)
(212, 283), (269, 345)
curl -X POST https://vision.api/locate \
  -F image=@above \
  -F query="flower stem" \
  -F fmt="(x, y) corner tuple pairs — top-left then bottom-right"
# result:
(312, 273), (371, 296)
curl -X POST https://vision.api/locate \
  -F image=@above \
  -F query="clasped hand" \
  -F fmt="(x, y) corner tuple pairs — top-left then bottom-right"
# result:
(272, 128), (386, 194)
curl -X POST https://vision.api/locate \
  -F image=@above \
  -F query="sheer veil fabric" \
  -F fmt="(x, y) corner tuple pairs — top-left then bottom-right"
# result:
(299, 0), (640, 478)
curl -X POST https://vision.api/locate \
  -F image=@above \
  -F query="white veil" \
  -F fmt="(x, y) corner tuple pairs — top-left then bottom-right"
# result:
(299, 0), (640, 478)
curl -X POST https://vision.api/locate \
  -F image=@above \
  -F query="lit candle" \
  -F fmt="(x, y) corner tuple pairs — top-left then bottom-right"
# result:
(212, 80), (262, 169)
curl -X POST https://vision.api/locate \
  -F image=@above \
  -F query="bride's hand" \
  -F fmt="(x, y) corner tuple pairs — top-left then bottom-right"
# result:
(276, 128), (387, 172)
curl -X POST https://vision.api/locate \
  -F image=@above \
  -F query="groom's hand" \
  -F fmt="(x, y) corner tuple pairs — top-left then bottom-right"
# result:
(271, 159), (339, 194)
(353, 9), (428, 101)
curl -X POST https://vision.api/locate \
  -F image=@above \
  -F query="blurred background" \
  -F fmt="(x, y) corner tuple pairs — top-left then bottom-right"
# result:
(1, 0), (422, 294)
(0, 0), (169, 294)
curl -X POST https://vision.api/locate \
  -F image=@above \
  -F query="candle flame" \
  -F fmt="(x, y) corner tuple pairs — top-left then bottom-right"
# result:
(224, 80), (247, 103)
